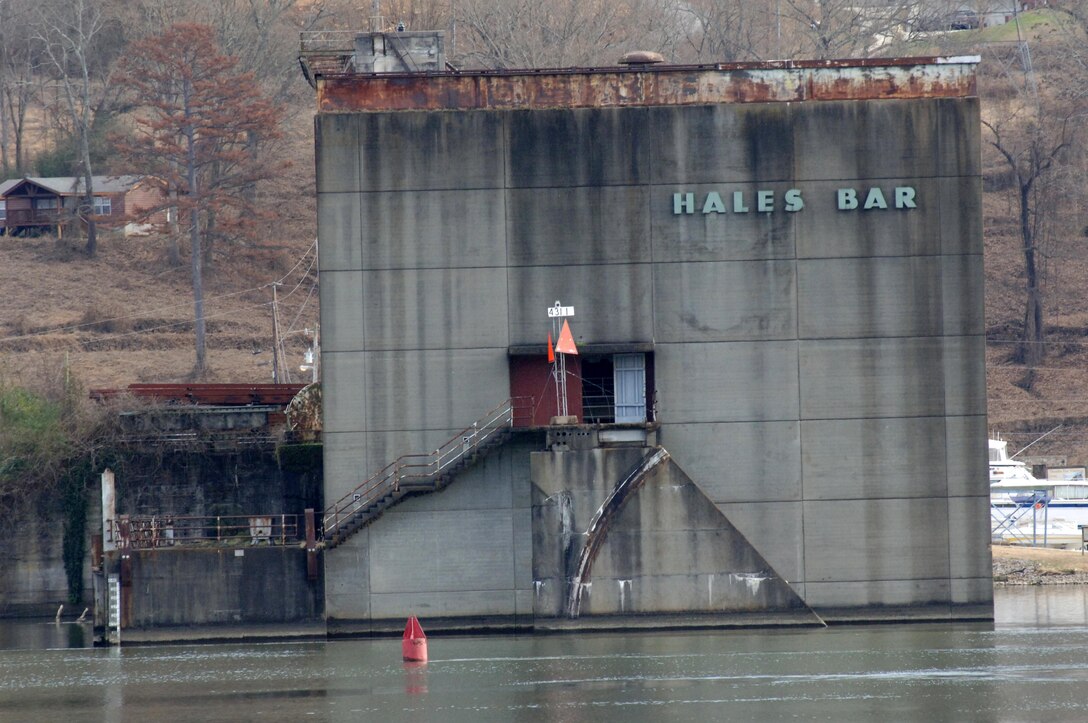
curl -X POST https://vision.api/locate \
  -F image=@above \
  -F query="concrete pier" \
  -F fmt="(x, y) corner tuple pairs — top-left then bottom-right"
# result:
(312, 49), (990, 628)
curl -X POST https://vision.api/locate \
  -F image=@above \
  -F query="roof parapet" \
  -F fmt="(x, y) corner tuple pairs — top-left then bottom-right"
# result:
(307, 54), (979, 112)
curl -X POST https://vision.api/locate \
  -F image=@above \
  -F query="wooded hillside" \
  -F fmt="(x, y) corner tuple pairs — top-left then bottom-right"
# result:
(1, 1), (1087, 459)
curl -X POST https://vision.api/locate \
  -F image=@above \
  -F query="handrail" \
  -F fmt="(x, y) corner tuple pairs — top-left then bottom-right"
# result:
(299, 30), (358, 54)
(106, 514), (304, 549)
(322, 397), (535, 539)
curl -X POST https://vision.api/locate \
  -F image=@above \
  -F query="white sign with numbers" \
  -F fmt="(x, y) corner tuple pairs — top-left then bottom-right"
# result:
(108, 574), (120, 628)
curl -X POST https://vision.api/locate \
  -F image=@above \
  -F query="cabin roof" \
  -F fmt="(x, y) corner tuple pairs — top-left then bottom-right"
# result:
(0, 175), (144, 197)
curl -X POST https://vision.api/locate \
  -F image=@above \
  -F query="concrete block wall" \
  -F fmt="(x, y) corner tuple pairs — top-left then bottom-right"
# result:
(317, 86), (988, 622)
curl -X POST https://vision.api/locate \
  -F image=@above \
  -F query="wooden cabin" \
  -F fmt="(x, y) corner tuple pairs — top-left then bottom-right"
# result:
(0, 176), (167, 237)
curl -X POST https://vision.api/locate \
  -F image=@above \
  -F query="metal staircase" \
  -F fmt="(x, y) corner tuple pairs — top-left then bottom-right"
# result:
(322, 398), (534, 548)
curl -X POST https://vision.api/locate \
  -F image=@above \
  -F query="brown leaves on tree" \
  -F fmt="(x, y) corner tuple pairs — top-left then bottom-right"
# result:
(114, 23), (285, 246)
(112, 23), (287, 375)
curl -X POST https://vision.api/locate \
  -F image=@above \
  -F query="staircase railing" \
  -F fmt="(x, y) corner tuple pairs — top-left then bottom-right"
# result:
(323, 397), (535, 541)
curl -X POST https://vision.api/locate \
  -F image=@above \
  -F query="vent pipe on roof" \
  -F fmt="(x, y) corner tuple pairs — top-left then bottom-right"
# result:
(619, 51), (665, 66)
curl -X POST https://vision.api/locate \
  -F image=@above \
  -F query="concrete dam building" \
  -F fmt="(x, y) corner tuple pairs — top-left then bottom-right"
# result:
(306, 35), (990, 632)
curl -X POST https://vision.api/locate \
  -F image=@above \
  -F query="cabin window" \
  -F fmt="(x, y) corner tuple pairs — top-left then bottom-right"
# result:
(93, 196), (112, 215)
(0, 202), (6, 221)
(35, 197), (58, 210)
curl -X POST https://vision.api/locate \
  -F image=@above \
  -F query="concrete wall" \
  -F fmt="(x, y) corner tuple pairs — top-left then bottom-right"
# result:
(115, 445), (321, 519)
(317, 65), (989, 623)
(326, 436), (540, 633)
(531, 446), (818, 625)
(0, 490), (99, 617)
(94, 442), (324, 631)
(113, 547), (323, 629)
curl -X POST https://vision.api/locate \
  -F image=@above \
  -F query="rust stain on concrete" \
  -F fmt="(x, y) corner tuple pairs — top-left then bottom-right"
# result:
(315, 57), (978, 112)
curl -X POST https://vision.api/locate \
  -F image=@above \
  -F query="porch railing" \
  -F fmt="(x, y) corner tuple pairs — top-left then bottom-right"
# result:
(5, 209), (60, 226)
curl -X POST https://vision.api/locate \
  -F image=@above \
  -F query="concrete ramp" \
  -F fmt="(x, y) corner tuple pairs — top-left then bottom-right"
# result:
(532, 445), (822, 628)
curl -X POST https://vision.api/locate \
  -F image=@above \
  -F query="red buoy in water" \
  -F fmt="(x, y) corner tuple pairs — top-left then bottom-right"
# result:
(402, 616), (428, 663)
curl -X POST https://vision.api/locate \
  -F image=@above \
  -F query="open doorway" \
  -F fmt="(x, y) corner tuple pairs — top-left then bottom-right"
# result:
(580, 353), (650, 424)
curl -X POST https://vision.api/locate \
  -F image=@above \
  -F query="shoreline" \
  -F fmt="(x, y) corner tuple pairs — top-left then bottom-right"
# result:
(992, 543), (1088, 585)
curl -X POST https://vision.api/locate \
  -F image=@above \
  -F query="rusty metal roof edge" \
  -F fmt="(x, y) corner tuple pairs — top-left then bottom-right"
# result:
(311, 54), (980, 81)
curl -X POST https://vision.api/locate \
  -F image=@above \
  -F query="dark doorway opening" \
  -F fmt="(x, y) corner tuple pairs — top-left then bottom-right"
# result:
(580, 356), (615, 424)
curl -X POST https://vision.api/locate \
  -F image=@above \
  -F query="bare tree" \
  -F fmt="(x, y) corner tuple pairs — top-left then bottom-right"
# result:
(0, 0), (39, 176)
(131, 0), (352, 104)
(35, 0), (116, 255)
(779, 0), (921, 59)
(383, 0), (453, 36)
(985, 115), (1071, 376)
(979, 14), (1088, 383)
(672, 0), (776, 62)
(453, 0), (671, 69)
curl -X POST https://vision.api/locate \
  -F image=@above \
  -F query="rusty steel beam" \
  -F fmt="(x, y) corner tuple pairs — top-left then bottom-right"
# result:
(91, 383), (308, 406)
(315, 56), (978, 112)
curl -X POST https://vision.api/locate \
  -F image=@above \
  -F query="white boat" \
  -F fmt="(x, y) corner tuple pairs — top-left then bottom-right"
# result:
(989, 438), (1042, 485)
(990, 438), (1088, 548)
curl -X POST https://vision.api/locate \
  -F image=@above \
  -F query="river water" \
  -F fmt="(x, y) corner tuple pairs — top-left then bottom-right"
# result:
(2, 588), (1088, 722)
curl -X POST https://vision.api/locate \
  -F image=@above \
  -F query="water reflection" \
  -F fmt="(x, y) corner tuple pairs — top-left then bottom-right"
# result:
(996, 586), (1088, 627)
(0, 588), (1087, 721)
(0, 620), (91, 651)
(403, 661), (428, 695)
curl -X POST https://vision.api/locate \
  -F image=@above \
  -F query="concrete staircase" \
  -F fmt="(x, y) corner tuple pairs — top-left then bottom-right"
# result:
(322, 398), (532, 548)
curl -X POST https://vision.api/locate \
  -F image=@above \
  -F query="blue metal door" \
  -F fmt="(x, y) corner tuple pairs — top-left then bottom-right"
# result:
(613, 353), (646, 423)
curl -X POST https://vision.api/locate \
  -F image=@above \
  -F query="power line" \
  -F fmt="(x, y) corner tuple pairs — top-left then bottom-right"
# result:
(273, 247), (319, 305)
(284, 281), (318, 336)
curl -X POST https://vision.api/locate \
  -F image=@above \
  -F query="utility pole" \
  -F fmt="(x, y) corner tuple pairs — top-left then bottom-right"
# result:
(271, 283), (282, 383)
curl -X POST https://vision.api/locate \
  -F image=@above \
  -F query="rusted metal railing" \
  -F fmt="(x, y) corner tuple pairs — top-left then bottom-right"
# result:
(299, 30), (358, 87)
(323, 397), (535, 542)
(106, 513), (305, 550)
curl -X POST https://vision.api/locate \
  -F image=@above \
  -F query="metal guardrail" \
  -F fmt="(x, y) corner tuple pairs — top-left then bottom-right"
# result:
(107, 514), (305, 549)
(117, 432), (279, 447)
(323, 397), (535, 540)
(299, 30), (358, 87)
(299, 30), (358, 55)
